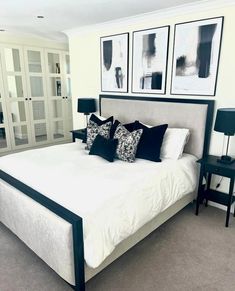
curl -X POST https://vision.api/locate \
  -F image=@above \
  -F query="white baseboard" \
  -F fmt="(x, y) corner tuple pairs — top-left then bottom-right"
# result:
(209, 201), (235, 214)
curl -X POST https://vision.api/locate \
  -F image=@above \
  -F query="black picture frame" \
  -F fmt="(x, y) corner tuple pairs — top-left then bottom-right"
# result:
(132, 25), (170, 95)
(170, 16), (224, 96)
(100, 32), (129, 93)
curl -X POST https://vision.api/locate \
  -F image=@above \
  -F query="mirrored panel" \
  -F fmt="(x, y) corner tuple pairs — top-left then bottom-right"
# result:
(0, 103), (5, 124)
(53, 121), (64, 139)
(34, 123), (47, 142)
(52, 100), (63, 118)
(66, 55), (70, 74)
(66, 78), (71, 97)
(32, 101), (45, 120)
(10, 101), (26, 122)
(30, 76), (44, 97)
(7, 76), (24, 98)
(13, 125), (29, 146)
(67, 119), (73, 132)
(49, 77), (61, 96)
(5, 48), (21, 72)
(48, 53), (60, 74)
(27, 50), (42, 73)
(0, 128), (7, 148)
(67, 99), (73, 119)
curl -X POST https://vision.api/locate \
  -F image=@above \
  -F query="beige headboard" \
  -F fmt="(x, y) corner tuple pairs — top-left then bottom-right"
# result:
(99, 95), (214, 158)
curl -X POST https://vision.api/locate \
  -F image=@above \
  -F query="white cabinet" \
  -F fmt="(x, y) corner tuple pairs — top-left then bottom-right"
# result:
(0, 44), (72, 153)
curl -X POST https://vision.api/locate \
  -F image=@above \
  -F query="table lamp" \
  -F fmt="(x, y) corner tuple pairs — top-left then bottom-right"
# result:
(214, 108), (235, 164)
(77, 98), (96, 127)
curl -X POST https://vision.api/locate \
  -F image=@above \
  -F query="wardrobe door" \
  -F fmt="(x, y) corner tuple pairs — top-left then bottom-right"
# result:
(63, 52), (73, 138)
(45, 49), (67, 141)
(0, 53), (12, 153)
(1, 45), (32, 150)
(24, 47), (51, 145)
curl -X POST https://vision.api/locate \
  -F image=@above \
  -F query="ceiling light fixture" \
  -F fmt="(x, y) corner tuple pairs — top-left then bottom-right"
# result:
(37, 15), (44, 19)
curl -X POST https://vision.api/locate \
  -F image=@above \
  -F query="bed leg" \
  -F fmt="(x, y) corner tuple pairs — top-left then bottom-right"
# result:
(72, 219), (85, 291)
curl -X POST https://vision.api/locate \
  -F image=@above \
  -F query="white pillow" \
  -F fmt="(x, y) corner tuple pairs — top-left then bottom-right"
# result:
(160, 128), (190, 160)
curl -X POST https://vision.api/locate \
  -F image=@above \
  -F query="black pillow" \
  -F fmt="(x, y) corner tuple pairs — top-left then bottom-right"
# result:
(90, 114), (113, 125)
(134, 122), (168, 162)
(83, 114), (114, 142)
(89, 134), (118, 162)
(110, 120), (137, 138)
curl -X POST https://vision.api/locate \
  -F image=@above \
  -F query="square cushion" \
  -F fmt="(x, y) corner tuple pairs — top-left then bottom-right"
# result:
(160, 128), (190, 160)
(90, 114), (113, 125)
(83, 114), (113, 143)
(89, 134), (118, 162)
(86, 120), (112, 150)
(134, 122), (168, 162)
(110, 120), (137, 138)
(114, 124), (143, 163)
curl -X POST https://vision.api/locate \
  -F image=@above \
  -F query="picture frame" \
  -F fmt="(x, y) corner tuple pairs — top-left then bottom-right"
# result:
(100, 33), (129, 93)
(132, 26), (170, 94)
(171, 16), (224, 96)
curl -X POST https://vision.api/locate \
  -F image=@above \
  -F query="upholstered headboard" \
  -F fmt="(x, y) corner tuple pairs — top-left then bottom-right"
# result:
(99, 95), (214, 158)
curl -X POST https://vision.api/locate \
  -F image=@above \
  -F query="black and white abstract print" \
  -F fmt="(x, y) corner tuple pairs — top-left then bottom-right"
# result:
(171, 17), (223, 96)
(86, 120), (112, 150)
(132, 26), (169, 94)
(101, 33), (129, 92)
(114, 124), (143, 163)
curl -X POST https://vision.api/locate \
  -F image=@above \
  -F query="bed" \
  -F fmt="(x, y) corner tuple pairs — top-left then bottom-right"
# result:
(0, 95), (214, 290)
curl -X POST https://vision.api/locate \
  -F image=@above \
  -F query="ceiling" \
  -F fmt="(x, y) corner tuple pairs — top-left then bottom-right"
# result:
(0, 0), (205, 42)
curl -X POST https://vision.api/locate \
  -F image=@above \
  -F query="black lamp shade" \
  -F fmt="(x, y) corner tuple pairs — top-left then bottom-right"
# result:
(77, 98), (96, 114)
(214, 108), (235, 136)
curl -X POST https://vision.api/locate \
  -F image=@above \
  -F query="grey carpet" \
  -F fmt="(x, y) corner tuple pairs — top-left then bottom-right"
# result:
(1, 203), (235, 291)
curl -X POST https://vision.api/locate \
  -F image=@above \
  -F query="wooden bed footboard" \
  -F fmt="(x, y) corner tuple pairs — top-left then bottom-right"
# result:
(0, 170), (85, 291)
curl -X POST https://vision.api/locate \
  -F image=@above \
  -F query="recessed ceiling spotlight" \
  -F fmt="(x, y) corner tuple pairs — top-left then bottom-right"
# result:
(37, 15), (44, 19)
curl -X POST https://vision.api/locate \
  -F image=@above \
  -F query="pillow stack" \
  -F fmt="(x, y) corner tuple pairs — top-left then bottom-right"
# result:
(84, 114), (189, 163)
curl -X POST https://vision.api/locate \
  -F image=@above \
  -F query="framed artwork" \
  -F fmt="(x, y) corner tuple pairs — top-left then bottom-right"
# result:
(132, 26), (170, 94)
(171, 16), (224, 96)
(100, 33), (129, 93)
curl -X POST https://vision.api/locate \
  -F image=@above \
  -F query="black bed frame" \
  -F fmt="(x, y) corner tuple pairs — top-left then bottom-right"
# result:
(0, 95), (214, 291)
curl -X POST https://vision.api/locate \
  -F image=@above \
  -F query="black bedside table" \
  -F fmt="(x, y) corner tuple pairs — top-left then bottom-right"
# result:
(70, 129), (86, 142)
(196, 155), (235, 227)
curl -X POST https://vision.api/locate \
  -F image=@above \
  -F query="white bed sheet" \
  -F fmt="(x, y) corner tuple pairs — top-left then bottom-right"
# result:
(0, 142), (198, 268)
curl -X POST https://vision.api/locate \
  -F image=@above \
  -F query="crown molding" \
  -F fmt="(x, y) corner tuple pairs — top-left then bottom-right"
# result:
(64, 0), (235, 37)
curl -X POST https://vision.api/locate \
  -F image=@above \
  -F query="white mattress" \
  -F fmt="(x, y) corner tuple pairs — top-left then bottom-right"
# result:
(0, 142), (198, 268)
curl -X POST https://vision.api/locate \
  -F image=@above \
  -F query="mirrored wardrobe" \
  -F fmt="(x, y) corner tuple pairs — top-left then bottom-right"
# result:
(0, 44), (72, 154)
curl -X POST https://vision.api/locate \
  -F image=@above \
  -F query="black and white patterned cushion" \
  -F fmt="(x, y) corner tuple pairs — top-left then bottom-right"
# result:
(86, 120), (112, 150)
(114, 124), (143, 162)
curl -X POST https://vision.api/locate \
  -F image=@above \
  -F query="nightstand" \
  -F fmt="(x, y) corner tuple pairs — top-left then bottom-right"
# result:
(70, 129), (86, 142)
(196, 155), (235, 227)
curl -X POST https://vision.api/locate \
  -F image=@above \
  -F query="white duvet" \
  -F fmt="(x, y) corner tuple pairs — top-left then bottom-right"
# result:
(0, 142), (198, 268)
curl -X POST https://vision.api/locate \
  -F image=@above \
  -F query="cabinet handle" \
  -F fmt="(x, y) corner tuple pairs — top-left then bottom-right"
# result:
(62, 96), (65, 99)
(65, 96), (68, 99)
(29, 98), (32, 101)
(25, 98), (28, 101)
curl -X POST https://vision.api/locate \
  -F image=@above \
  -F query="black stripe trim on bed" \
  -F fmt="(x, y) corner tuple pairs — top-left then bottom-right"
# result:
(0, 169), (85, 291)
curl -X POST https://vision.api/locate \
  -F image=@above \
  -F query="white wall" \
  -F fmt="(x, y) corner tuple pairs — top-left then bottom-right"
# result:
(0, 33), (68, 50)
(67, 1), (235, 202)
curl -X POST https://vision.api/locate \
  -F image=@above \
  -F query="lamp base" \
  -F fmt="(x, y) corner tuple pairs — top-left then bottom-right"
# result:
(217, 155), (235, 164)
